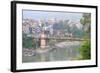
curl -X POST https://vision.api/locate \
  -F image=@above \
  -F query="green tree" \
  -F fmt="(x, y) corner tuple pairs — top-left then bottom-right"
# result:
(80, 13), (91, 33)
(22, 33), (37, 49)
(79, 41), (91, 59)
(77, 13), (91, 60)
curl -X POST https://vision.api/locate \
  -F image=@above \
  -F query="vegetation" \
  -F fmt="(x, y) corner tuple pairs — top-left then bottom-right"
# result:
(22, 33), (38, 49)
(78, 40), (91, 60)
(80, 13), (91, 33)
(77, 13), (91, 60)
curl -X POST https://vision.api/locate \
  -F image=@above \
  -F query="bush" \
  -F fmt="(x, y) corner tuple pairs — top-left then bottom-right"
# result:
(22, 33), (38, 49)
(79, 40), (91, 60)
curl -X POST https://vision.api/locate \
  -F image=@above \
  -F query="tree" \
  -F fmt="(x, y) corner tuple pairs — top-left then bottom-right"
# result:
(78, 13), (91, 60)
(22, 33), (37, 49)
(80, 13), (91, 33)
(79, 40), (91, 59)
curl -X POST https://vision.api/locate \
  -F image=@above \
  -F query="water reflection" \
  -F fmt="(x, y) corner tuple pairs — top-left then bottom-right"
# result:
(22, 41), (81, 63)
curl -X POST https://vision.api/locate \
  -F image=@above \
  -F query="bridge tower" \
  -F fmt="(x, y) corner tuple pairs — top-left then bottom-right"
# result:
(40, 31), (47, 49)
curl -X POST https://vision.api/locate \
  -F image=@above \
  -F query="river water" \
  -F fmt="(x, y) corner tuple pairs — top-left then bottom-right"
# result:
(22, 41), (81, 63)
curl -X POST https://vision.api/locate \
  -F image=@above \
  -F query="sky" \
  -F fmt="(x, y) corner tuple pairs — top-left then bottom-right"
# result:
(23, 10), (83, 21)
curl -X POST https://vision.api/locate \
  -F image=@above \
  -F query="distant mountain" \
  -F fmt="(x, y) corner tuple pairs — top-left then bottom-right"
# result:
(67, 21), (84, 38)
(68, 20), (83, 30)
(22, 19), (84, 38)
(53, 23), (63, 30)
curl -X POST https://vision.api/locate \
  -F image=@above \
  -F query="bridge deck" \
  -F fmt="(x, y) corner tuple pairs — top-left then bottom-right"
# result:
(33, 37), (89, 41)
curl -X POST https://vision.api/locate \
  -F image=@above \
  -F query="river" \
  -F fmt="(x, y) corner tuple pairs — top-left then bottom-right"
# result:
(22, 41), (81, 63)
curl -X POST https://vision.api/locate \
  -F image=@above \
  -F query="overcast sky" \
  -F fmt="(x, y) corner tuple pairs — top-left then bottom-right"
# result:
(23, 10), (83, 21)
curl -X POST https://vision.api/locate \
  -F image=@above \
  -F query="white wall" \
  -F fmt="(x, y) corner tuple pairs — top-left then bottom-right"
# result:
(0, 0), (99, 73)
